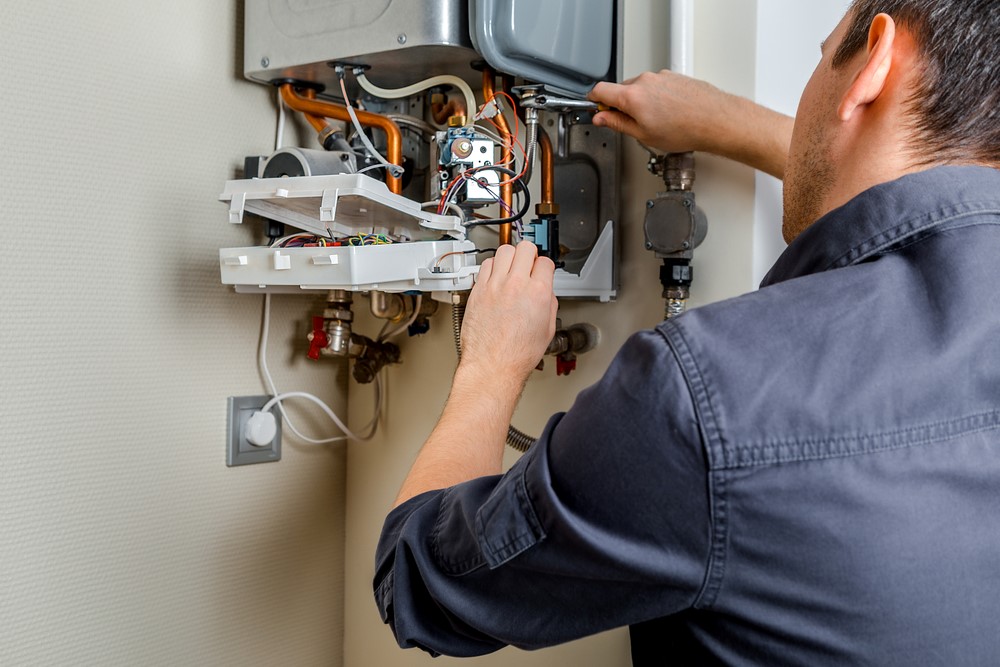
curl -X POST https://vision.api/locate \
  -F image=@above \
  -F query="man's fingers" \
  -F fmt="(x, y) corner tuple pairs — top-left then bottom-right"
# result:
(510, 241), (539, 276)
(590, 80), (627, 107)
(530, 255), (556, 282)
(476, 256), (494, 285)
(592, 110), (640, 139)
(489, 243), (517, 277)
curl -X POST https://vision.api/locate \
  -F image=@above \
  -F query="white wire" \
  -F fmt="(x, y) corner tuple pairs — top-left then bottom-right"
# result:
(261, 388), (380, 442)
(470, 125), (507, 146)
(338, 76), (404, 179)
(378, 294), (423, 342)
(357, 72), (477, 127)
(275, 88), (286, 151)
(421, 200), (465, 220)
(258, 294), (381, 444)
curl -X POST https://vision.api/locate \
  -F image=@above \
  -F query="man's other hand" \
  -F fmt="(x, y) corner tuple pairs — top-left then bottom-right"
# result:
(589, 70), (730, 154)
(460, 241), (558, 384)
(589, 70), (793, 180)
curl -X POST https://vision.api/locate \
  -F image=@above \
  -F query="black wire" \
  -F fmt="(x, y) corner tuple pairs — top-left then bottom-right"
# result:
(460, 165), (532, 227)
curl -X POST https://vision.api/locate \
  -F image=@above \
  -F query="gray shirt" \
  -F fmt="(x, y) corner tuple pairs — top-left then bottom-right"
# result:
(375, 165), (1000, 665)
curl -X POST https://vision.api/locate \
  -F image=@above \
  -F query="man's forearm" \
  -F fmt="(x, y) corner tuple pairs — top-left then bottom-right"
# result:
(392, 364), (523, 509)
(390, 242), (557, 510)
(709, 95), (793, 180)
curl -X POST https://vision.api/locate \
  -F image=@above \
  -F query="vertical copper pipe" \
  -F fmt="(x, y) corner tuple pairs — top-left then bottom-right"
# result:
(279, 84), (403, 194)
(482, 68), (513, 245)
(538, 128), (555, 206)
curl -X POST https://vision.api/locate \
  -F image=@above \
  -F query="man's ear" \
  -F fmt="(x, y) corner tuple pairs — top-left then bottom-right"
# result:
(838, 13), (896, 121)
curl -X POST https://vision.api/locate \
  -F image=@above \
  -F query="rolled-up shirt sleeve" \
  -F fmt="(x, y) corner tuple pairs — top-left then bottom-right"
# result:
(374, 327), (711, 657)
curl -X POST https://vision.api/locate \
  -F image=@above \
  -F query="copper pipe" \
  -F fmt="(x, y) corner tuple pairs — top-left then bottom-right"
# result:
(538, 128), (554, 206)
(279, 83), (403, 194)
(430, 96), (466, 125)
(301, 89), (331, 135)
(482, 68), (513, 245)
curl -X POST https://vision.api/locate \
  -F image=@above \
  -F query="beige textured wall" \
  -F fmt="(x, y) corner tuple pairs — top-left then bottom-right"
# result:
(0, 2), (349, 665)
(343, 1), (760, 665)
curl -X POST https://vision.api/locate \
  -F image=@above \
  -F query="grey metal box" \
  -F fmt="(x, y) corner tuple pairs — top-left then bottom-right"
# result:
(471, 0), (618, 96)
(244, 0), (481, 92)
(244, 0), (619, 97)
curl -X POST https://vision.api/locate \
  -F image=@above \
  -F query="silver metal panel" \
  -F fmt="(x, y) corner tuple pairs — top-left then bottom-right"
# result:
(245, 0), (481, 92)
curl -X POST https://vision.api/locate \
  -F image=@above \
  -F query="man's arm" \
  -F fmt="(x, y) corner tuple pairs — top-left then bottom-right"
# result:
(589, 70), (793, 180)
(393, 241), (557, 509)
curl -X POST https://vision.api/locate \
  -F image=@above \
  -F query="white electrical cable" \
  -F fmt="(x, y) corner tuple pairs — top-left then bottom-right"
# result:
(378, 294), (423, 342)
(338, 75), (404, 179)
(421, 200), (465, 220)
(260, 390), (379, 442)
(356, 72), (477, 127)
(258, 294), (381, 444)
(275, 87), (286, 151)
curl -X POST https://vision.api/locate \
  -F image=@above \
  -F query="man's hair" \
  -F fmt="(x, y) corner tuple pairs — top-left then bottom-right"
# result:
(832, 0), (1000, 166)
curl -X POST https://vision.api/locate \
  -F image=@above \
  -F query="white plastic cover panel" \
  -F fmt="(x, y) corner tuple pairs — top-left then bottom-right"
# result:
(220, 174), (465, 240)
(220, 240), (479, 293)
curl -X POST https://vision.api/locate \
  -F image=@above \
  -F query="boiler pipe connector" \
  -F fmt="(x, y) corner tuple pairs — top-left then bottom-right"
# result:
(543, 322), (601, 376)
(279, 83), (404, 194)
(369, 291), (406, 321)
(643, 152), (708, 320)
(307, 290), (401, 383)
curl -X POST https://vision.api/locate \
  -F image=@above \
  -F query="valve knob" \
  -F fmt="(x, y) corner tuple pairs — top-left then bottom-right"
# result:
(307, 316), (328, 360)
(555, 354), (577, 376)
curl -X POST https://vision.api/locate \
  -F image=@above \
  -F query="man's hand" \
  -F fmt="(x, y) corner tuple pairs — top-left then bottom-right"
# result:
(391, 242), (557, 509)
(460, 241), (558, 385)
(589, 70), (794, 180)
(590, 70), (729, 154)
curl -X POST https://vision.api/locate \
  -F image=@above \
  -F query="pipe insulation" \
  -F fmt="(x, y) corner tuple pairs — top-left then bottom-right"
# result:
(670, 0), (695, 77)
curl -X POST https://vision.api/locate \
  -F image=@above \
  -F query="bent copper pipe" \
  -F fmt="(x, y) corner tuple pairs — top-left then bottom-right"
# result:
(482, 68), (513, 245)
(430, 96), (466, 125)
(279, 83), (403, 194)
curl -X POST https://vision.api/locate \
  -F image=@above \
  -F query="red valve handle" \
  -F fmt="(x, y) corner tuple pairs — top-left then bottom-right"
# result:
(307, 316), (328, 361)
(555, 355), (577, 376)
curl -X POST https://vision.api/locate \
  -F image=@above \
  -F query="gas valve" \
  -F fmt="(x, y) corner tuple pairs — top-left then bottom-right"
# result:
(307, 316), (329, 360)
(544, 321), (600, 376)
(306, 290), (402, 383)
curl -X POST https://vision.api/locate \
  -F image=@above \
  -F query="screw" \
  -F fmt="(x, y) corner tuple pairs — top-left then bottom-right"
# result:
(682, 241), (691, 249)
(644, 241), (653, 250)
(683, 199), (692, 208)
(646, 200), (655, 209)
(397, 33), (407, 44)
(261, 57), (270, 68)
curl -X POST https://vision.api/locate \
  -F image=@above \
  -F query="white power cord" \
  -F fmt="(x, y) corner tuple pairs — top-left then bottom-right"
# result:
(356, 72), (477, 127)
(250, 293), (381, 445)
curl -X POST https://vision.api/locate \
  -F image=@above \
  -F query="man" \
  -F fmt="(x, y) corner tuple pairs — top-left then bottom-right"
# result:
(375, 1), (1000, 663)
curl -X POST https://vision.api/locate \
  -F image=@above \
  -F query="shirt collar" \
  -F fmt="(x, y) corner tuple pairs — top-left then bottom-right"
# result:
(761, 165), (1000, 288)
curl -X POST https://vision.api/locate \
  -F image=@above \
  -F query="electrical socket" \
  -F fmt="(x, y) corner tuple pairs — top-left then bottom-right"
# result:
(226, 395), (282, 466)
